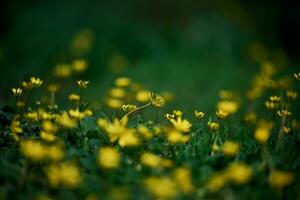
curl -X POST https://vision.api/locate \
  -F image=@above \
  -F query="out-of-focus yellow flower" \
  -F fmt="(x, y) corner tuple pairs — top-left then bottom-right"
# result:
(77, 80), (89, 89)
(216, 109), (229, 119)
(69, 109), (85, 120)
(140, 152), (172, 168)
(54, 64), (72, 78)
(106, 98), (123, 109)
(137, 125), (152, 139)
(57, 112), (77, 128)
(110, 87), (126, 98)
(208, 122), (219, 132)
(269, 96), (280, 102)
(195, 110), (205, 119)
(206, 172), (227, 192)
(122, 104), (137, 113)
(217, 100), (238, 114)
(115, 77), (131, 87)
(149, 92), (165, 107)
(10, 116), (23, 140)
(166, 129), (189, 144)
(221, 141), (240, 156)
(20, 140), (46, 161)
(12, 88), (22, 96)
(48, 84), (60, 93)
(286, 90), (297, 100)
(47, 145), (64, 161)
(277, 109), (292, 117)
(24, 111), (39, 121)
(136, 90), (150, 103)
(254, 121), (273, 143)
(46, 162), (81, 188)
(71, 59), (89, 73)
(211, 143), (220, 152)
(144, 176), (177, 199)
(294, 72), (300, 80)
(118, 131), (140, 147)
(17, 100), (25, 108)
(170, 117), (192, 133)
(97, 118), (127, 143)
(244, 112), (257, 124)
(69, 93), (81, 101)
(225, 162), (252, 184)
(30, 77), (43, 88)
(282, 126), (291, 134)
(98, 147), (120, 169)
(268, 170), (294, 188)
(22, 77), (43, 89)
(172, 167), (195, 193)
(219, 90), (234, 99)
(172, 110), (183, 117)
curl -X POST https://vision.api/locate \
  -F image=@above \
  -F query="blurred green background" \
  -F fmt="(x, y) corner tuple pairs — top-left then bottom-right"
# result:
(0, 0), (299, 113)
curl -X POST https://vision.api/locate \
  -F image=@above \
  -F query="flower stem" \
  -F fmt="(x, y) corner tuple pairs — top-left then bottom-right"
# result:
(121, 102), (151, 121)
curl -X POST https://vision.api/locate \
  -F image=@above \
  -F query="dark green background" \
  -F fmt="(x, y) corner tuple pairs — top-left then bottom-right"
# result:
(0, 0), (299, 112)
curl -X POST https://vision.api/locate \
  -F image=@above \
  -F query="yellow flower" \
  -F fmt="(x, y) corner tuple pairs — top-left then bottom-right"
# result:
(12, 88), (22, 96)
(149, 92), (165, 107)
(137, 125), (152, 139)
(172, 167), (195, 193)
(115, 77), (131, 87)
(140, 152), (172, 168)
(268, 170), (294, 188)
(294, 72), (300, 80)
(10, 117), (23, 140)
(286, 90), (297, 100)
(207, 122), (219, 132)
(211, 143), (220, 152)
(106, 98), (123, 109)
(164, 113), (175, 120)
(122, 104), (137, 112)
(77, 80), (89, 89)
(48, 84), (60, 93)
(69, 109), (85, 120)
(109, 88), (126, 99)
(254, 121), (273, 143)
(47, 145), (64, 161)
(170, 117), (192, 133)
(144, 177), (177, 199)
(282, 126), (291, 134)
(265, 101), (278, 110)
(136, 90), (150, 102)
(219, 90), (233, 99)
(172, 110), (183, 117)
(225, 162), (252, 184)
(140, 152), (162, 168)
(277, 109), (292, 117)
(244, 112), (257, 124)
(98, 118), (127, 143)
(69, 93), (81, 101)
(194, 110), (205, 119)
(216, 109), (229, 119)
(206, 172), (227, 192)
(217, 100), (238, 114)
(53, 64), (72, 78)
(22, 77), (43, 89)
(98, 147), (120, 169)
(30, 77), (43, 87)
(118, 131), (140, 147)
(57, 112), (77, 128)
(71, 59), (89, 73)
(166, 129), (189, 144)
(20, 140), (46, 161)
(222, 141), (240, 156)
(269, 96), (280, 102)
(46, 162), (81, 187)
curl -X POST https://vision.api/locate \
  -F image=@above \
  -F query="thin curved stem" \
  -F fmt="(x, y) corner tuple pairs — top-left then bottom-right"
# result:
(121, 102), (151, 121)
